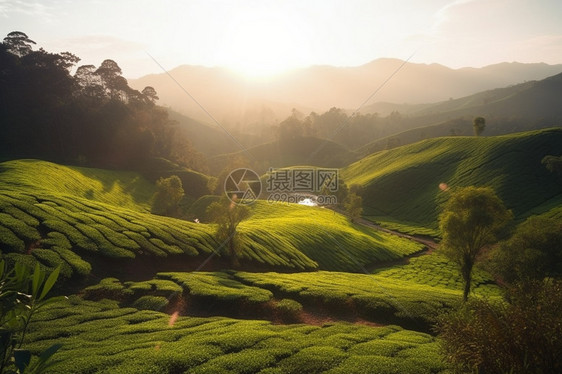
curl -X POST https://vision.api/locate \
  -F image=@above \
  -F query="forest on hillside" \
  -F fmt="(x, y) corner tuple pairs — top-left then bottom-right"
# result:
(0, 32), (205, 172)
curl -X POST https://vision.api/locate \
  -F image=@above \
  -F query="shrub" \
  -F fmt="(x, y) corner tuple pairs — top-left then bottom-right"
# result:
(151, 175), (184, 217)
(132, 296), (169, 311)
(275, 299), (303, 321)
(489, 216), (562, 284)
(83, 278), (133, 300)
(435, 279), (562, 373)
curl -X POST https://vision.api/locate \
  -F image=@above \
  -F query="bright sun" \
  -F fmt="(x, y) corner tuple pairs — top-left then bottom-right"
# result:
(219, 9), (309, 79)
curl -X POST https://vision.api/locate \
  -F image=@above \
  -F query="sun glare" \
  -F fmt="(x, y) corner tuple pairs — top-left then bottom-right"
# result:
(219, 8), (309, 79)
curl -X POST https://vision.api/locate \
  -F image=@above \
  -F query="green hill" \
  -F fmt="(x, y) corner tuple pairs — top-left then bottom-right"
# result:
(343, 128), (562, 234)
(412, 72), (562, 122)
(0, 159), (421, 282)
(357, 72), (562, 156)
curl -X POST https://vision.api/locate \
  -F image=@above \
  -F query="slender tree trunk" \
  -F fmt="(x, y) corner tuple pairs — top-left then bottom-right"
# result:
(462, 266), (472, 302)
(228, 231), (239, 267)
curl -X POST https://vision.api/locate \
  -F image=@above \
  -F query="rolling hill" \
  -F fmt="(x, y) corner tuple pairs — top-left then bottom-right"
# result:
(0, 159), (421, 283)
(358, 72), (562, 156)
(343, 128), (562, 234)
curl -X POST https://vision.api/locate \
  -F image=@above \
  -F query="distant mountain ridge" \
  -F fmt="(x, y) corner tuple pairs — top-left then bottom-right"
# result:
(358, 71), (562, 156)
(130, 59), (562, 125)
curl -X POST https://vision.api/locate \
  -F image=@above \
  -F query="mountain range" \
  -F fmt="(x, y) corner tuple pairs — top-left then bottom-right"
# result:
(130, 59), (562, 126)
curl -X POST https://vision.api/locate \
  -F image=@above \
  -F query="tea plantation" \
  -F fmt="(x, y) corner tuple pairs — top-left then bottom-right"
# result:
(343, 128), (562, 234)
(3, 129), (561, 373)
(0, 160), (422, 281)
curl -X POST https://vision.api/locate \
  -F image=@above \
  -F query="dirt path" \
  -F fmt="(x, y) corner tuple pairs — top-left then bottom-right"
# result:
(355, 216), (438, 251)
(331, 207), (438, 251)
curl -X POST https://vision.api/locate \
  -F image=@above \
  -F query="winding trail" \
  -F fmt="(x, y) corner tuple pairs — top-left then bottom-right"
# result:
(355, 216), (438, 251)
(330, 207), (438, 251)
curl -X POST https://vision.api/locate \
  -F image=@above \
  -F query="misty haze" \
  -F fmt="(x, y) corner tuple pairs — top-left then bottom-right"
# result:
(1, 1), (561, 373)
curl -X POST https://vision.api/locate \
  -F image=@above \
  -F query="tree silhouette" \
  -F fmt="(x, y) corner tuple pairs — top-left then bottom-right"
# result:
(473, 116), (486, 136)
(2, 31), (35, 56)
(0, 31), (206, 171)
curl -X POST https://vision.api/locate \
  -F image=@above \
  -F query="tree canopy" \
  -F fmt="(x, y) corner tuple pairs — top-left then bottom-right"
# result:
(439, 186), (512, 301)
(473, 116), (486, 136)
(490, 216), (562, 284)
(0, 31), (205, 171)
(206, 197), (251, 267)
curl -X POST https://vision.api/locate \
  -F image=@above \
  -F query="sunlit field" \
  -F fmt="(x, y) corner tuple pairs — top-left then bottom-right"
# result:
(1, 12), (562, 371)
(343, 128), (562, 234)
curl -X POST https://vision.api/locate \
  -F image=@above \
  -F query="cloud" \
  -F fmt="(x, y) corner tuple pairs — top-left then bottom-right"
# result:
(45, 35), (148, 77)
(54, 35), (146, 55)
(0, 0), (56, 20)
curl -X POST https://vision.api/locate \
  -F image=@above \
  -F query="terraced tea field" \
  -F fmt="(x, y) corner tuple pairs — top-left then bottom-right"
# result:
(4, 129), (557, 373)
(0, 160), (423, 281)
(25, 251), (497, 373)
(77, 249), (499, 332)
(25, 297), (450, 374)
(343, 128), (562, 234)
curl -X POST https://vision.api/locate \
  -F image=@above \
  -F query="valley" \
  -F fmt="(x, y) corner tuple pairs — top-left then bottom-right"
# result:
(1, 30), (561, 373)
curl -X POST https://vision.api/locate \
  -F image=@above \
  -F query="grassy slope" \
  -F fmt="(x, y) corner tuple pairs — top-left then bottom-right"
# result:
(412, 72), (562, 121)
(343, 128), (562, 233)
(26, 297), (449, 374)
(358, 73), (562, 157)
(0, 159), (505, 373)
(238, 202), (423, 272)
(0, 159), (154, 212)
(0, 160), (422, 280)
(80, 250), (499, 332)
(34, 249), (499, 372)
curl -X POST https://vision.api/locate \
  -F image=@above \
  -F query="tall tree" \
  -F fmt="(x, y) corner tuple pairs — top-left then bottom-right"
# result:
(206, 197), (251, 267)
(439, 186), (512, 301)
(95, 59), (124, 98)
(2, 31), (35, 57)
(344, 193), (363, 223)
(141, 86), (159, 105)
(473, 116), (486, 136)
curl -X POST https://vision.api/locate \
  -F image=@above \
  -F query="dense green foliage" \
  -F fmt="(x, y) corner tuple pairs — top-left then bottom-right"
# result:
(436, 280), (562, 373)
(151, 175), (185, 217)
(374, 253), (500, 297)
(0, 260), (64, 373)
(235, 268), (478, 329)
(343, 128), (562, 234)
(22, 297), (449, 374)
(472, 116), (486, 136)
(74, 249), (499, 329)
(206, 197), (251, 267)
(0, 32), (204, 171)
(344, 193), (363, 222)
(159, 271), (272, 304)
(490, 215), (562, 284)
(439, 186), (512, 300)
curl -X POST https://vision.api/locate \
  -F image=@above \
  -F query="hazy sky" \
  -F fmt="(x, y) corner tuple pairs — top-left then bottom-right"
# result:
(1, 0), (561, 78)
